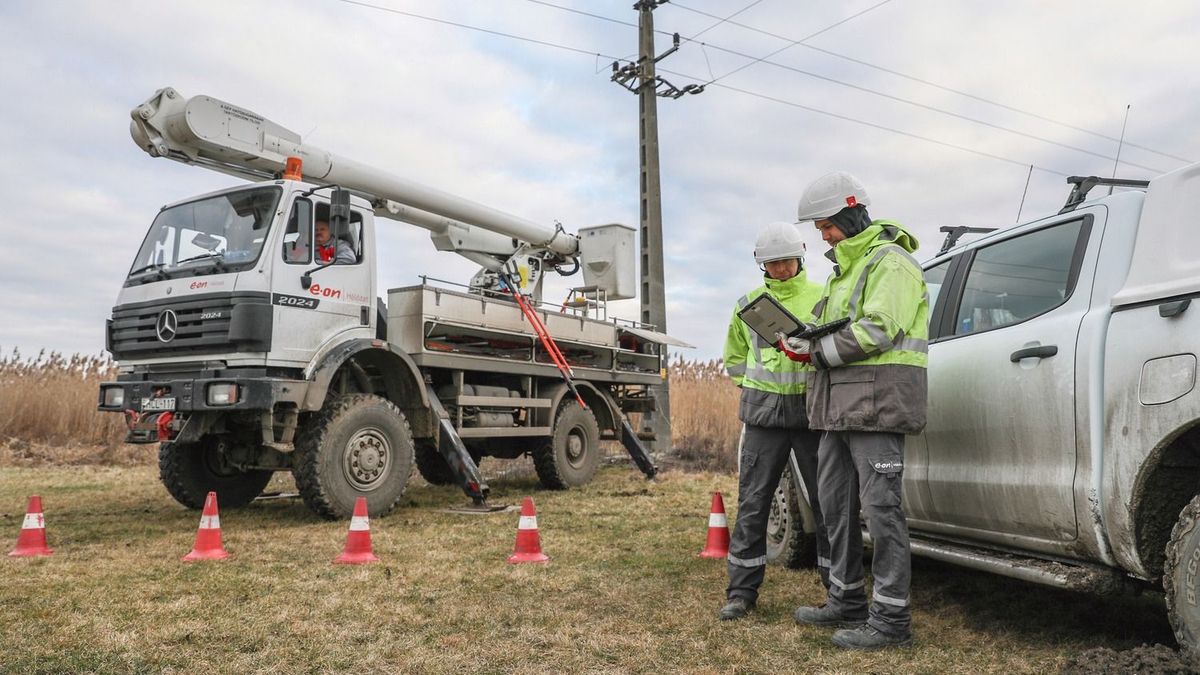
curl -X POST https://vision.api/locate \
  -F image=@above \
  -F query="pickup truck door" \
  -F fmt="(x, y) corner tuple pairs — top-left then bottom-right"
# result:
(900, 257), (956, 522)
(918, 214), (1096, 544)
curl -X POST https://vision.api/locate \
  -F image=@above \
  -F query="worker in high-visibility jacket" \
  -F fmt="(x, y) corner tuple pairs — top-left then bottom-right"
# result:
(718, 221), (830, 621)
(785, 172), (928, 651)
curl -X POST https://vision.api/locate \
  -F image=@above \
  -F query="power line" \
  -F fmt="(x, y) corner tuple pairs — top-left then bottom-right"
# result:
(705, 0), (895, 86)
(331, 0), (1079, 177)
(688, 0), (764, 41)
(523, 0), (637, 31)
(524, 0), (1164, 172)
(336, 0), (610, 59)
(667, 1), (1193, 164)
(695, 79), (1074, 177)
(678, 37), (1165, 173)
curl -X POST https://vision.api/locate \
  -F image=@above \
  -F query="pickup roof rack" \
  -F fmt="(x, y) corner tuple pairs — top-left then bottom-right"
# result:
(1060, 176), (1150, 213)
(938, 226), (997, 255)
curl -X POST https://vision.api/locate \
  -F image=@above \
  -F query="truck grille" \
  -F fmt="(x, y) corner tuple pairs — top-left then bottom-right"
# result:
(108, 291), (271, 360)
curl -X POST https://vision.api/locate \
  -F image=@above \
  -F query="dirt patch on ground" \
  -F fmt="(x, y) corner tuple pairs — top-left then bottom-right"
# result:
(1061, 644), (1198, 674)
(0, 438), (154, 467)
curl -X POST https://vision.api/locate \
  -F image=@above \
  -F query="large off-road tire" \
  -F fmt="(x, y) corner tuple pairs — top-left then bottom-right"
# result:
(158, 437), (274, 509)
(533, 401), (601, 490)
(414, 440), (483, 486)
(1164, 493), (1200, 656)
(293, 394), (414, 520)
(766, 466), (818, 569)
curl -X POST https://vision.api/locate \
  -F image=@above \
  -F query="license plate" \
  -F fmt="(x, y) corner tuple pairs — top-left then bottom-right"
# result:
(141, 397), (177, 412)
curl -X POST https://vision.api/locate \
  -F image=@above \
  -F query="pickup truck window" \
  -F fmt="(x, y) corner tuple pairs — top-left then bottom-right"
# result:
(954, 219), (1086, 336)
(925, 261), (951, 317)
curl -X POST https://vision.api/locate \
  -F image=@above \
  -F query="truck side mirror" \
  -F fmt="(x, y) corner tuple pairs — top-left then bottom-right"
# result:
(330, 187), (351, 240)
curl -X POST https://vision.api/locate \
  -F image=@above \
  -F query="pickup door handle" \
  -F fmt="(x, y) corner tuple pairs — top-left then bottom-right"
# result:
(1010, 345), (1058, 362)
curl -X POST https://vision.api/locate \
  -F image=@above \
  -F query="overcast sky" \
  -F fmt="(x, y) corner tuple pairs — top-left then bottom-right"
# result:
(1, 0), (1198, 361)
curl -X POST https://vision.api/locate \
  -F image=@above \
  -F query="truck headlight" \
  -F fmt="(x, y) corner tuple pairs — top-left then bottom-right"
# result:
(102, 386), (125, 408)
(207, 383), (239, 406)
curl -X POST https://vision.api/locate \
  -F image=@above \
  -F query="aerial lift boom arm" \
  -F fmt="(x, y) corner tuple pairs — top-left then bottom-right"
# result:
(129, 87), (578, 270)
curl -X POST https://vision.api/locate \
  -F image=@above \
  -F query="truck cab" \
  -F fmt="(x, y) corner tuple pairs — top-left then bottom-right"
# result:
(109, 181), (377, 371)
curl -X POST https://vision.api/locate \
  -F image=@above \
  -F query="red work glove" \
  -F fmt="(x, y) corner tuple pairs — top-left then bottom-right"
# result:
(776, 338), (812, 363)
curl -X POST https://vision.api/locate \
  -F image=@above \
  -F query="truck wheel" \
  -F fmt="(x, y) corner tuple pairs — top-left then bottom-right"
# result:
(414, 440), (483, 486)
(1165, 493), (1200, 655)
(766, 466), (817, 569)
(533, 401), (601, 490)
(293, 394), (414, 519)
(158, 437), (274, 509)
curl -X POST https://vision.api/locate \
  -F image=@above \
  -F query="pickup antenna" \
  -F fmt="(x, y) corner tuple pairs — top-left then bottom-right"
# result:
(1015, 164), (1033, 223)
(1109, 104), (1132, 195)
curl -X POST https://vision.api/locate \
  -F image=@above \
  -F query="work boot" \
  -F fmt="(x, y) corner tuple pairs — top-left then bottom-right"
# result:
(831, 624), (913, 650)
(718, 596), (756, 621)
(793, 604), (866, 628)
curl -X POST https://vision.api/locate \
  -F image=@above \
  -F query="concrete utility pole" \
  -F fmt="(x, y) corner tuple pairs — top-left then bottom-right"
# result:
(611, 1), (704, 453)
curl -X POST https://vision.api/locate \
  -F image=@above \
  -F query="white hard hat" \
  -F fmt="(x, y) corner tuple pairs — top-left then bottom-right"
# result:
(797, 171), (871, 221)
(754, 221), (807, 264)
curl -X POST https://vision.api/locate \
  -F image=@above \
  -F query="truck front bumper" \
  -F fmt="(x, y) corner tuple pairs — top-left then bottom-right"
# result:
(98, 374), (308, 443)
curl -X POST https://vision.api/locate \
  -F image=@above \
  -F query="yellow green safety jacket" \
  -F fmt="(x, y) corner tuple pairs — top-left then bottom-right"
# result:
(807, 220), (929, 434)
(724, 270), (824, 428)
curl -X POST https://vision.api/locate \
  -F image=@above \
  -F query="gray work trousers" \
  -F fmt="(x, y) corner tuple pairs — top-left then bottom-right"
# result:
(818, 430), (912, 637)
(726, 425), (828, 602)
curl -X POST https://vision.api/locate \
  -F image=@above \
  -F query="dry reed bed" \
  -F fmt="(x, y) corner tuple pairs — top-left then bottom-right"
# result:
(0, 350), (741, 469)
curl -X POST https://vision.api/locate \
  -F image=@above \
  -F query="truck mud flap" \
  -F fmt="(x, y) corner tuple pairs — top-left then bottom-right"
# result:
(426, 385), (490, 506)
(620, 418), (658, 479)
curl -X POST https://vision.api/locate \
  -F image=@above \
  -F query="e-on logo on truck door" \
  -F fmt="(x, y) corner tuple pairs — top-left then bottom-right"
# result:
(309, 283), (342, 299)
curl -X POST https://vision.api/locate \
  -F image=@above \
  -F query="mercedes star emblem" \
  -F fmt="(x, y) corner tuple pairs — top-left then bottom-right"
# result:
(156, 309), (178, 342)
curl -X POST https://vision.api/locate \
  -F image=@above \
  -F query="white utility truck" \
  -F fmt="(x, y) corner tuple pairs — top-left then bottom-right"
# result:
(766, 171), (1200, 654)
(98, 87), (683, 519)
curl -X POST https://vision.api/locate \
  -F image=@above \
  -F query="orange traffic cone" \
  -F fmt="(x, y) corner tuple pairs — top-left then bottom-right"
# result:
(698, 491), (730, 559)
(9, 495), (53, 557)
(334, 497), (379, 564)
(507, 496), (549, 564)
(182, 491), (229, 561)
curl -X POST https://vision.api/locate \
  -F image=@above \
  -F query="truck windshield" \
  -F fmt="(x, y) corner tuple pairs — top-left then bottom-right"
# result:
(126, 186), (281, 284)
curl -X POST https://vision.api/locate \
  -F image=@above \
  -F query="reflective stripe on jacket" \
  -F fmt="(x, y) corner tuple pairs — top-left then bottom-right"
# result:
(807, 220), (929, 434)
(723, 270), (823, 428)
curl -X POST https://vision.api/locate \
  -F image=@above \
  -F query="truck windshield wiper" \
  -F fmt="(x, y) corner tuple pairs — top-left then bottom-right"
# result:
(127, 263), (172, 283)
(128, 262), (166, 277)
(176, 251), (228, 271)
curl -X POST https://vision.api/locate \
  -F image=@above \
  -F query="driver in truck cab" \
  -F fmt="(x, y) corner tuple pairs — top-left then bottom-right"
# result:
(314, 219), (357, 264)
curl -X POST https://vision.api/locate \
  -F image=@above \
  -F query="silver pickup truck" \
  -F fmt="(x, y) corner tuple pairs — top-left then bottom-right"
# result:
(766, 170), (1200, 654)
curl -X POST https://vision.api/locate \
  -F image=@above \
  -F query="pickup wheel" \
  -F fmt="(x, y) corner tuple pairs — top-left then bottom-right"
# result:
(293, 394), (414, 520)
(1165, 493), (1200, 656)
(414, 440), (483, 486)
(158, 437), (274, 509)
(766, 466), (817, 569)
(533, 401), (601, 490)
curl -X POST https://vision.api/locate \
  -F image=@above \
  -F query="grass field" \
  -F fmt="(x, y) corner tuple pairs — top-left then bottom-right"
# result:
(1, 465), (1177, 674)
